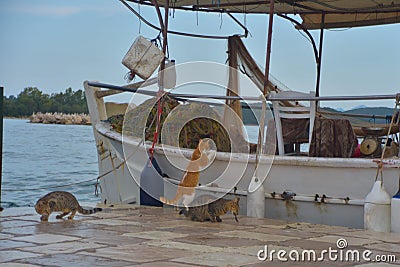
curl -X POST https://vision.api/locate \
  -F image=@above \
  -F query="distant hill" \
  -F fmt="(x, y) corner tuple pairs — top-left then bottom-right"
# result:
(343, 107), (394, 124)
(349, 105), (368, 110)
(333, 107), (345, 112)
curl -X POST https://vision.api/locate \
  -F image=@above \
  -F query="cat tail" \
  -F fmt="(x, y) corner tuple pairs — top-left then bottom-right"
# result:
(159, 191), (182, 206)
(78, 206), (103, 214)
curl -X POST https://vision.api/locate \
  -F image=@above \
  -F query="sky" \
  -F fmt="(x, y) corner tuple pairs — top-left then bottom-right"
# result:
(1, 0), (399, 110)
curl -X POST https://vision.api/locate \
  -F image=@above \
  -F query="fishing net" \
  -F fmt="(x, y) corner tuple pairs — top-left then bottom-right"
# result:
(107, 95), (233, 152)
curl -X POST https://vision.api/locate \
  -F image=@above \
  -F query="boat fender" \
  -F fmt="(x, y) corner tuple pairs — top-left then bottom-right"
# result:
(140, 157), (164, 207)
(364, 180), (391, 232)
(390, 177), (400, 233)
(247, 176), (265, 218)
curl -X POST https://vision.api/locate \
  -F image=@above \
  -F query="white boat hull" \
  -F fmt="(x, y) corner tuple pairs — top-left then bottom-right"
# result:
(85, 82), (400, 229)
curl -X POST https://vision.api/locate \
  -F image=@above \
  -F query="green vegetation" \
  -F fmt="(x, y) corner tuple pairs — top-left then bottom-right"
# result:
(3, 87), (88, 117)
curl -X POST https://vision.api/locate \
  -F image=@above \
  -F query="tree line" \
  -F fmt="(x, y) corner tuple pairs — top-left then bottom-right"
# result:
(3, 87), (88, 117)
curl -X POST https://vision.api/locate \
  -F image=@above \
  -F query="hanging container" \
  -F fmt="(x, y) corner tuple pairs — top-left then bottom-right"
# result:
(158, 59), (176, 89)
(391, 178), (400, 233)
(364, 180), (391, 232)
(122, 36), (164, 80)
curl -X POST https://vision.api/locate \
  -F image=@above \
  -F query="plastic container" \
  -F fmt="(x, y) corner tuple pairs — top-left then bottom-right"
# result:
(364, 180), (391, 232)
(122, 36), (164, 80)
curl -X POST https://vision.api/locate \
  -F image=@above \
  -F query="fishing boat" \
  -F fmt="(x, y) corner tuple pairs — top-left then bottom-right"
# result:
(84, 0), (400, 229)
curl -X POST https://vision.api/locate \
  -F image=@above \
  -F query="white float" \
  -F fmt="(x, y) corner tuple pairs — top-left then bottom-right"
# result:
(364, 180), (391, 232)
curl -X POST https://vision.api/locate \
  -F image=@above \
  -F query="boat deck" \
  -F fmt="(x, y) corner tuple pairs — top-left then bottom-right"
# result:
(1, 205), (399, 266)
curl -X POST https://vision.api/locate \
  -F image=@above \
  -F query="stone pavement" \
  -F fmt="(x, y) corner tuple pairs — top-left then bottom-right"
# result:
(1, 205), (399, 266)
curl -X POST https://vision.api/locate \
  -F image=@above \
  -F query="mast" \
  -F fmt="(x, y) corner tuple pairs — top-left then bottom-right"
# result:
(315, 13), (325, 105)
(256, 0), (275, 157)
(0, 87), (3, 211)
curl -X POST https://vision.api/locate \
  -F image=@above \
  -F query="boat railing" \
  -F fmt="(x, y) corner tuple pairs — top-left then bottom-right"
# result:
(88, 81), (399, 103)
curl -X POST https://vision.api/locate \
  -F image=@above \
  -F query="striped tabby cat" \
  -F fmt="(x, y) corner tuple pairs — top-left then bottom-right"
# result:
(160, 138), (214, 208)
(35, 191), (102, 221)
(180, 195), (240, 222)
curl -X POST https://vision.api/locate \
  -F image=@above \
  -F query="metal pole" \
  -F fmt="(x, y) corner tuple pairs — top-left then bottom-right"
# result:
(263, 0), (275, 96)
(0, 87), (3, 211)
(315, 13), (325, 99)
(247, 0), (275, 218)
(257, 0), (275, 157)
(87, 81), (398, 102)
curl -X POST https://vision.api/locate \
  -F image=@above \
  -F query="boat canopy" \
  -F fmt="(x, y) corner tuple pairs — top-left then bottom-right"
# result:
(126, 0), (400, 29)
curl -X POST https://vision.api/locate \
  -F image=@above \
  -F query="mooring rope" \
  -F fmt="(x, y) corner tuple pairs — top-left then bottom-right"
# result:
(374, 94), (400, 186)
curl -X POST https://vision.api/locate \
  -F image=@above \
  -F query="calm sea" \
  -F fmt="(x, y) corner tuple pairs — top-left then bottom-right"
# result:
(1, 119), (100, 208)
(0, 119), (262, 209)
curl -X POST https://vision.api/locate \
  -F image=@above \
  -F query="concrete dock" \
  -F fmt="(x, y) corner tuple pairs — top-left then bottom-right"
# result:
(1, 205), (399, 266)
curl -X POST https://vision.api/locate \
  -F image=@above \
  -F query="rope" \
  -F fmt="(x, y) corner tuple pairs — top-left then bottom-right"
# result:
(375, 94), (400, 186)
(119, 0), (247, 39)
(149, 91), (168, 159)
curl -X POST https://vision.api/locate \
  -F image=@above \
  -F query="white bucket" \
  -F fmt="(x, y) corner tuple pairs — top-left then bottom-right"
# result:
(122, 36), (164, 80)
(364, 180), (391, 232)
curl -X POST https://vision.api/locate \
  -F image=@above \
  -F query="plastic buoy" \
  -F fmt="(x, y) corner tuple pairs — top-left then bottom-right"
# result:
(247, 176), (265, 218)
(391, 178), (400, 233)
(364, 180), (391, 232)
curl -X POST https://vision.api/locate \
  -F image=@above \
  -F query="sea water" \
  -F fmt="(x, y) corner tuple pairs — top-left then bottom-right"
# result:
(1, 120), (263, 208)
(1, 119), (100, 208)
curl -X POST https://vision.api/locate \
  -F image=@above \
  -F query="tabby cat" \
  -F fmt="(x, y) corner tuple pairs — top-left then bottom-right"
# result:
(35, 191), (102, 222)
(160, 139), (214, 208)
(180, 195), (240, 223)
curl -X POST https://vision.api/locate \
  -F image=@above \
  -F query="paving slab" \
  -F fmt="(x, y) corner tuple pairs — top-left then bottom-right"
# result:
(0, 250), (42, 263)
(0, 263), (41, 267)
(216, 230), (300, 242)
(19, 240), (107, 254)
(1, 206), (399, 266)
(15, 252), (134, 267)
(173, 251), (261, 266)
(12, 233), (80, 244)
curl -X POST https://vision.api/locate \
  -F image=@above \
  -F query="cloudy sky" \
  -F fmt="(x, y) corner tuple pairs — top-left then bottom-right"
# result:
(1, 0), (399, 109)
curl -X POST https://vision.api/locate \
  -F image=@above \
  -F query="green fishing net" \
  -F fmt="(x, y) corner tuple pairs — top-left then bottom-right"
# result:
(107, 96), (232, 152)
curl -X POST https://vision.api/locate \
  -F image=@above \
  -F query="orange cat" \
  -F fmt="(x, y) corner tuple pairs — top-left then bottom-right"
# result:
(160, 138), (213, 208)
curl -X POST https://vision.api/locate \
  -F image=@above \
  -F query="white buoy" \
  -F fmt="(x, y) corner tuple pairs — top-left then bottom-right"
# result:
(364, 180), (391, 232)
(247, 176), (265, 218)
(390, 178), (400, 233)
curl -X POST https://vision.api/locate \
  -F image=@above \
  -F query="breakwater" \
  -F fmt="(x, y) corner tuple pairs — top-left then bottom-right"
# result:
(29, 112), (91, 125)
